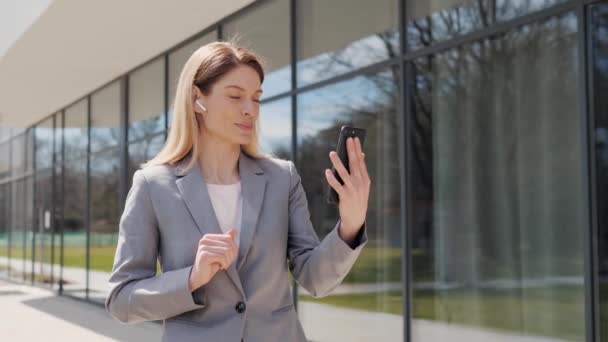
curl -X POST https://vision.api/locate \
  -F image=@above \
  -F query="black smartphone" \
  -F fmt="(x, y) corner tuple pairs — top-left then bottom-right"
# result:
(326, 126), (366, 205)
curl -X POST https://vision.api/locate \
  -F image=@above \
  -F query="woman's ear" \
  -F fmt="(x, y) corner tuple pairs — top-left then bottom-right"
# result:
(191, 85), (206, 114)
(191, 85), (200, 97)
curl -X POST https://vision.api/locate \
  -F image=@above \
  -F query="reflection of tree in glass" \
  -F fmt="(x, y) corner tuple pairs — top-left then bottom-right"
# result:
(91, 126), (120, 150)
(35, 125), (54, 169)
(412, 14), (581, 286)
(130, 116), (164, 141)
(63, 163), (86, 233)
(90, 152), (120, 234)
(128, 135), (165, 176)
(407, 0), (562, 51)
(310, 31), (400, 80)
(268, 145), (291, 161)
(297, 69), (401, 247)
(594, 6), (608, 284)
(63, 127), (88, 160)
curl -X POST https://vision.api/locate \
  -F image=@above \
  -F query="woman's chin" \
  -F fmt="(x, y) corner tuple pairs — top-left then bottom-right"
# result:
(236, 133), (254, 144)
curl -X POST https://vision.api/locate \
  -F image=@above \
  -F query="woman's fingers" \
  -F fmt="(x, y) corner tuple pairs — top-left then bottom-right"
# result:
(200, 245), (232, 268)
(329, 151), (353, 188)
(200, 233), (238, 254)
(355, 138), (370, 185)
(325, 168), (345, 197)
(210, 262), (221, 274)
(199, 239), (231, 248)
(347, 138), (362, 181)
(198, 240), (238, 260)
(199, 238), (234, 259)
(201, 251), (228, 270)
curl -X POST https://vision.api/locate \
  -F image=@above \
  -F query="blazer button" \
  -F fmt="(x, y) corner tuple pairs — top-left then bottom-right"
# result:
(235, 301), (246, 314)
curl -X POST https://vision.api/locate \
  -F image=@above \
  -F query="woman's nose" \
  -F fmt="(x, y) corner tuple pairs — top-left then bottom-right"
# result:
(242, 101), (258, 117)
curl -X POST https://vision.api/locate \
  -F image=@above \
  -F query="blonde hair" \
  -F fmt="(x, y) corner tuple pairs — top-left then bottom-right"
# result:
(144, 41), (270, 171)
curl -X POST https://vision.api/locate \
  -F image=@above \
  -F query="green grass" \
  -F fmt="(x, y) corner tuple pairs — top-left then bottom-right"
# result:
(300, 290), (404, 315)
(300, 286), (589, 341)
(0, 245), (163, 274)
(344, 247), (402, 283)
(2, 240), (606, 341)
(2, 245), (405, 282)
(0, 245), (116, 272)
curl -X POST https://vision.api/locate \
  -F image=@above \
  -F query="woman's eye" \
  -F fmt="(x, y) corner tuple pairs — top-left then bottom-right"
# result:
(253, 99), (261, 103)
(229, 95), (241, 100)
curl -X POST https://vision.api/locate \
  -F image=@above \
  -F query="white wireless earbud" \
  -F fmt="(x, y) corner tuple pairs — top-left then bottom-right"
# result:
(195, 99), (207, 112)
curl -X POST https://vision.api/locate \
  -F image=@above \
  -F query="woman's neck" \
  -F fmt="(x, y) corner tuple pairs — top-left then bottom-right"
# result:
(197, 134), (241, 185)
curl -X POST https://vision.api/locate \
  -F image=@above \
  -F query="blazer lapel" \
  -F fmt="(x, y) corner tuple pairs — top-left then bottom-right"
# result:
(174, 152), (245, 297)
(175, 154), (222, 237)
(236, 152), (267, 270)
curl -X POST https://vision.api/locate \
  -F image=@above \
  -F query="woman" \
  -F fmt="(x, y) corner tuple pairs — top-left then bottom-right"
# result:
(105, 41), (371, 342)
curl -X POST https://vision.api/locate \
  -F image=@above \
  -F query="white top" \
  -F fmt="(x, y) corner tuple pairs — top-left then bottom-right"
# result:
(205, 181), (243, 254)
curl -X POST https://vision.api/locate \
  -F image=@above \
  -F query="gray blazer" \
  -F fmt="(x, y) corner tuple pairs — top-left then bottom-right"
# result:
(105, 151), (368, 342)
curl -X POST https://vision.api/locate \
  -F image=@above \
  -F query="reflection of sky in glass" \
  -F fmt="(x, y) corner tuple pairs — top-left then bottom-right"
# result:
(262, 65), (291, 98)
(298, 33), (398, 87)
(91, 150), (119, 175)
(298, 72), (394, 142)
(129, 134), (165, 174)
(35, 123), (53, 170)
(129, 113), (165, 142)
(408, 0), (565, 51)
(258, 98), (291, 156)
(11, 135), (24, 173)
(35, 127), (53, 141)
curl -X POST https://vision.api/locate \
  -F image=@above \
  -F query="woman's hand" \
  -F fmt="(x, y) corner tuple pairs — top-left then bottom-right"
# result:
(325, 137), (371, 244)
(189, 229), (238, 291)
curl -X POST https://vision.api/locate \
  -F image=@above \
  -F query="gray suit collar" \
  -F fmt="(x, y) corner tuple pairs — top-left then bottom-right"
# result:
(175, 150), (267, 294)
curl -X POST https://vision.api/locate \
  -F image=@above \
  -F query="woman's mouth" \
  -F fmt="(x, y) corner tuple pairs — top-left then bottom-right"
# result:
(236, 123), (253, 131)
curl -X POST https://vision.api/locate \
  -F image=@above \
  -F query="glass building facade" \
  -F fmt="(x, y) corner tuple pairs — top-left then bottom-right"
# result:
(0, 0), (606, 341)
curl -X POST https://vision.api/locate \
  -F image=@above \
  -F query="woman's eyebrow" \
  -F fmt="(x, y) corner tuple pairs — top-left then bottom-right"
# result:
(224, 85), (263, 94)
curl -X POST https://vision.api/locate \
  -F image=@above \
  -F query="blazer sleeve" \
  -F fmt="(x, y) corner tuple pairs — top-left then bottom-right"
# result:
(105, 170), (205, 324)
(286, 160), (368, 298)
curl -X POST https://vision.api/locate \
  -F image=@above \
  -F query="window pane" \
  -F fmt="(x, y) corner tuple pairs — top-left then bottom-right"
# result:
(64, 99), (89, 160)
(8, 180), (20, 281)
(35, 116), (54, 170)
(297, 0), (399, 87)
(53, 111), (64, 290)
(168, 31), (217, 127)
(0, 126), (11, 142)
(296, 68), (403, 341)
(410, 13), (584, 341)
(129, 58), (165, 141)
(62, 158), (87, 298)
(33, 169), (53, 286)
(259, 98), (292, 159)
(224, 0), (291, 98)
(407, 0), (567, 52)
(54, 112), (63, 169)
(128, 134), (165, 187)
(0, 142), (9, 180)
(52, 162), (63, 291)
(9, 178), (33, 282)
(0, 184), (9, 276)
(593, 3), (608, 340)
(89, 149), (120, 303)
(23, 176), (33, 282)
(11, 135), (24, 177)
(91, 81), (122, 152)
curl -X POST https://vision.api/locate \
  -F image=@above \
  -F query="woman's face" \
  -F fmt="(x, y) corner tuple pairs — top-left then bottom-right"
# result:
(195, 64), (262, 146)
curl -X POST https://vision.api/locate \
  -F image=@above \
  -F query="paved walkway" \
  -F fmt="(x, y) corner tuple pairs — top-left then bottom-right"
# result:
(0, 277), (573, 342)
(0, 257), (574, 342)
(0, 278), (160, 341)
